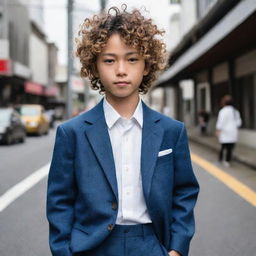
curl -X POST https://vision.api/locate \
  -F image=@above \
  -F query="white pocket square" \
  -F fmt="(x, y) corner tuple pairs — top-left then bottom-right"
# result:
(158, 148), (173, 157)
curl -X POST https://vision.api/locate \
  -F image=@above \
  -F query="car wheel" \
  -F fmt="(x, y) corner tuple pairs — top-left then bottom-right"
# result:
(6, 134), (12, 145)
(37, 127), (43, 136)
(20, 134), (26, 143)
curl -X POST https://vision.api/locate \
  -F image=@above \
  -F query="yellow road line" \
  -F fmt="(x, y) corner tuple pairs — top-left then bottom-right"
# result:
(191, 153), (256, 207)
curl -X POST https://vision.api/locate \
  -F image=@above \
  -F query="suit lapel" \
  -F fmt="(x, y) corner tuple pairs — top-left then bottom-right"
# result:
(141, 102), (164, 203)
(82, 99), (164, 204)
(83, 99), (118, 201)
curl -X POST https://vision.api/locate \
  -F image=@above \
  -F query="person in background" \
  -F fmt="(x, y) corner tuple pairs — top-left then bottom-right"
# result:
(216, 95), (242, 167)
(198, 110), (210, 135)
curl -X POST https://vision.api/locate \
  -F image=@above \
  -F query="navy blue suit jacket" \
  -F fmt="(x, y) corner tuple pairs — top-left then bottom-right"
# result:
(47, 99), (199, 256)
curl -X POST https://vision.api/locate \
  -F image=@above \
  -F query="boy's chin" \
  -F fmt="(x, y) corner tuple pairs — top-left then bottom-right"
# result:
(106, 90), (139, 100)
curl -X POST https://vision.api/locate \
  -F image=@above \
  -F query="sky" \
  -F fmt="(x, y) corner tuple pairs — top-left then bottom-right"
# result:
(43, 0), (176, 65)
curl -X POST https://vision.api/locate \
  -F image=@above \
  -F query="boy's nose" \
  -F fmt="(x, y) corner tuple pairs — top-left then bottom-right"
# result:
(116, 61), (127, 76)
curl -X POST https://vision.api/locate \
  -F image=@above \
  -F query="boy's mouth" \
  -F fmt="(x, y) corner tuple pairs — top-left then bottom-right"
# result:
(114, 81), (130, 86)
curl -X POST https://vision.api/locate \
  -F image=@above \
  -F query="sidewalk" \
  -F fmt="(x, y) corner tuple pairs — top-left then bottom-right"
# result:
(188, 127), (256, 170)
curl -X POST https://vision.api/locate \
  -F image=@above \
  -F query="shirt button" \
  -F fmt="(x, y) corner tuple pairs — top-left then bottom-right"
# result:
(112, 202), (117, 210)
(107, 224), (114, 231)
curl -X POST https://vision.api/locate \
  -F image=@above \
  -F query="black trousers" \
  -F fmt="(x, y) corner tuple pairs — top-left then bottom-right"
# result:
(219, 143), (235, 162)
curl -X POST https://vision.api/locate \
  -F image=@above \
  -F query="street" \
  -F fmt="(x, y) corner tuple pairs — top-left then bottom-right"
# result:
(0, 130), (55, 256)
(190, 144), (256, 256)
(0, 127), (255, 256)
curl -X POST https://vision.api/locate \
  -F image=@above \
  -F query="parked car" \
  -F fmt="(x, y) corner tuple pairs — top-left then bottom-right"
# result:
(17, 104), (49, 136)
(0, 108), (26, 145)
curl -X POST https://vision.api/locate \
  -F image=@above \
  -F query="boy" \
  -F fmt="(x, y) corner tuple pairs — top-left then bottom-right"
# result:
(47, 5), (199, 256)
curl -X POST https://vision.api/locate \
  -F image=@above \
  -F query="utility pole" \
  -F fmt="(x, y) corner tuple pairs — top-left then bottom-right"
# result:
(100, 0), (107, 13)
(3, 0), (9, 39)
(66, 0), (74, 119)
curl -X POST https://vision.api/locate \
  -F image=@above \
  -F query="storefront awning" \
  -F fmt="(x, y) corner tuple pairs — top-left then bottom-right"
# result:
(0, 59), (12, 76)
(25, 81), (44, 95)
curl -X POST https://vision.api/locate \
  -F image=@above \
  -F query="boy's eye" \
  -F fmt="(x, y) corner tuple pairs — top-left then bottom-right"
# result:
(103, 59), (114, 64)
(128, 58), (138, 63)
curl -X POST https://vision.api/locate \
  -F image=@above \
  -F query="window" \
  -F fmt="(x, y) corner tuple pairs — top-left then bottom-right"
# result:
(0, 9), (3, 38)
(234, 74), (256, 129)
(211, 81), (229, 115)
(185, 100), (191, 112)
(170, 0), (181, 4)
(198, 87), (206, 112)
(197, 0), (218, 19)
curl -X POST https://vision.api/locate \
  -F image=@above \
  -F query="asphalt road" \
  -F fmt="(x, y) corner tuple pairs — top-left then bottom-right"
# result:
(0, 126), (255, 256)
(0, 128), (55, 256)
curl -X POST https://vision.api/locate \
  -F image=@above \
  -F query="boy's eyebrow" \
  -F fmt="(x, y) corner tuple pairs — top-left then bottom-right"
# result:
(100, 51), (139, 57)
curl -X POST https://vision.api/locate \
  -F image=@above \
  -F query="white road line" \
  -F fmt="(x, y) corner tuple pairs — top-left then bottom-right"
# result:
(0, 163), (50, 212)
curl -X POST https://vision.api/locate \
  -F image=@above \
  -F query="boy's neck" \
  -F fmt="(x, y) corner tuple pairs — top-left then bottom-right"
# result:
(105, 94), (140, 119)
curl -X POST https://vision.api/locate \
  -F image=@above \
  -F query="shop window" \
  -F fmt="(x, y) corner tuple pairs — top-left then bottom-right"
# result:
(199, 87), (206, 111)
(0, 12), (3, 38)
(234, 74), (256, 129)
(211, 81), (229, 115)
(170, 0), (181, 4)
(185, 100), (191, 112)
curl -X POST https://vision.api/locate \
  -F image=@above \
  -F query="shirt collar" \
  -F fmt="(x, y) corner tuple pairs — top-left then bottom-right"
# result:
(103, 97), (143, 129)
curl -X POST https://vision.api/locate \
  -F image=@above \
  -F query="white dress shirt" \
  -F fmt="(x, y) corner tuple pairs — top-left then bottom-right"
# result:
(103, 97), (152, 225)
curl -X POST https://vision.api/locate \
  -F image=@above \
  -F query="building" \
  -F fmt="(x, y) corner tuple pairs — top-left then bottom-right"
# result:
(26, 0), (59, 105)
(0, 0), (31, 105)
(155, 0), (256, 149)
(0, 0), (59, 107)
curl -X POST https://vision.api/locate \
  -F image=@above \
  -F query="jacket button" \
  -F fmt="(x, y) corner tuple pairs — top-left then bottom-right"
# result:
(111, 202), (117, 210)
(107, 224), (114, 231)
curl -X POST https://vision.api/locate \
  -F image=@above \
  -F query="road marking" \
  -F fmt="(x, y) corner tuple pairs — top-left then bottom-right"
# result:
(191, 153), (256, 207)
(0, 163), (50, 212)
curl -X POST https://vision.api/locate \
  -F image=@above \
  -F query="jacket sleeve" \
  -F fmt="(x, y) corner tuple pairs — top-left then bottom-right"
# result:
(46, 125), (77, 256)
(168, 123), (200, 256)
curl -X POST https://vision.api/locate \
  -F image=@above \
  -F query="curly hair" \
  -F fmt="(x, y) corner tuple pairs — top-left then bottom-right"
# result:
(75, 4), (167, 94)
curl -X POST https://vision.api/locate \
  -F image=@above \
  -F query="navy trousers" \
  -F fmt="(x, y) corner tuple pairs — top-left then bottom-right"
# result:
(74, 223), (169, 256)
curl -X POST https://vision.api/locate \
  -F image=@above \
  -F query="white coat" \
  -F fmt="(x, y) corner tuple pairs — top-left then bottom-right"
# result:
(216, 106), (242, 143)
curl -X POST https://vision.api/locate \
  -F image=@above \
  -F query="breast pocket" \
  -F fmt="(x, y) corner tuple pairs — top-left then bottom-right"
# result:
(156, 153), (173, 167)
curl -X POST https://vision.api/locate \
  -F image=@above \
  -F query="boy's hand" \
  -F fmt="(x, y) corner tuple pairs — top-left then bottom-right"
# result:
(168, 250), (181, 256)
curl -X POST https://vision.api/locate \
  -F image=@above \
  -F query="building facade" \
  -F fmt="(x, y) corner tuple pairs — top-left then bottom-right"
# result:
(155, 0), (256, 149)
(0, 0), (31, 105)
(0, 0), (59, 107)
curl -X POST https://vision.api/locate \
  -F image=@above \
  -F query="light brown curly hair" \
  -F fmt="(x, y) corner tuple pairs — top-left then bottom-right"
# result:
(75, 4), (167, 94)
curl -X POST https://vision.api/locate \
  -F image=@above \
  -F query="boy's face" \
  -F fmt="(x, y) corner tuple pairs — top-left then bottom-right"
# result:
(96, 33), (148, 102)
